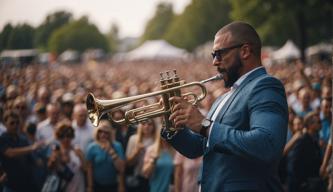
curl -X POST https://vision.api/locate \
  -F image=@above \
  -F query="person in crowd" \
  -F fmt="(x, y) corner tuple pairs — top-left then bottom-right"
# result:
(37, 86), (50, 106)
(71, 104), (94, 154)
(280, 115), (305, 187)
(86, 119), (125, 192)
(287, 107), (297, 141)
(0, 162), (6, 192)
(283, 116), (304, 156)
(320, 137), (332, 191)
(319, 99), (332, 147)
(12, 96), (29, 131)
(0, 110), (45, 191)
(61, 93), (75, 121)
(293, 87), (314, 118)
(0, 105), (6, 135)
(143, 127), (174, 192)
(5, 85), (18, 104)
(321, 81), (332, 101)
(162, 21), (288, 191)
(173, 151), (202, 192)
(112, 110), (136, 152)
(24, 122), (48, 191)
(37, 103), (60, 143)
(287, 112), (324, 192)
(46, 121), (85, 192)
(294, 60), (321, 110)
(126, 120), (156, 192)
(29, 102), (47, 124)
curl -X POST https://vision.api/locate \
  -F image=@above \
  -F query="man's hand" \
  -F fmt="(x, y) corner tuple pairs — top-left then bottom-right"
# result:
(169, 96), (205, 133)
(32, 140), (46, 151)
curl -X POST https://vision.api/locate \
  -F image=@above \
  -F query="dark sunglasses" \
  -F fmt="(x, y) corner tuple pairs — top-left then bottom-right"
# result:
(98, 130), (110, 135)
(211, 44), (244, 61)
(60, 133), (74, 139)
(15, 105), (26, 110)
(9, 121), (19, 126)
(59, 128), (74, 139)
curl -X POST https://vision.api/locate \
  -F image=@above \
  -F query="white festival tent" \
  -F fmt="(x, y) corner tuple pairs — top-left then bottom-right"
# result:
(306, 42), (332, 57)
(125, 40), (188, 60)
(272, 40), (300, 61)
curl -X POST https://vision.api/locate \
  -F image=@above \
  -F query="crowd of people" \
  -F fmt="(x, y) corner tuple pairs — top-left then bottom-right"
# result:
(0, 55), (331, 192)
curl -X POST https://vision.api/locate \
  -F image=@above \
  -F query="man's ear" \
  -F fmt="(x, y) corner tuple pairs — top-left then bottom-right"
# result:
(240, 44), (251, 59)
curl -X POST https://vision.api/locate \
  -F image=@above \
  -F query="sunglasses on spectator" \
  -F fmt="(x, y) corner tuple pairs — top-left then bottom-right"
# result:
(15, 105), (26, 110)
(98, 130), (110, 135)
(312, 119), (321, 124)
(60, 133), (74, 139)
(59, 129), (74, 139)
(9, 121), (19, 126)
(211, 44), (244, 61)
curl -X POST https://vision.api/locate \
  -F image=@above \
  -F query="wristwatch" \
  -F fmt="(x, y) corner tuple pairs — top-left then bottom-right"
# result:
(200, 119), (212, 137)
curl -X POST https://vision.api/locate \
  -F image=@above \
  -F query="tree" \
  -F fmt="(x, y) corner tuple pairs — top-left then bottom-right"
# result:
(163, 0), (231, 51)
(34, 11), (72, 50)
(0, 23), (14, 51)
(229, 0), (333, 61)
(48, 16), (108, 54)
(107, 23), (119, 53)
(141, 3), (175, 42)
(7, 24), (35, 49)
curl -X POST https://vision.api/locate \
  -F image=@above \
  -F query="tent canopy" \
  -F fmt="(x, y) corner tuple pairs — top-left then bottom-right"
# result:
(0, 49), (38, 58)
(306, 42), (332, 56)
(272, 40), (300, 60)
(126, 40), (187, 60)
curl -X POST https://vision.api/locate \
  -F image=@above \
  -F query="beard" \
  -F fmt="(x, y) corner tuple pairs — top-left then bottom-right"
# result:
(217, 53), (243, 88)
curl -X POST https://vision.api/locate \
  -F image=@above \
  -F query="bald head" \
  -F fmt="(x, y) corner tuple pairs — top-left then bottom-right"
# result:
(216, 21), (262, 58)
(73, 104), (88, 126)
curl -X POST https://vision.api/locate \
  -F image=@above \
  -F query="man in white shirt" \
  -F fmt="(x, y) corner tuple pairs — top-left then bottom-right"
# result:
(36, 103), (60, 143)
(71, 104), (93, 153)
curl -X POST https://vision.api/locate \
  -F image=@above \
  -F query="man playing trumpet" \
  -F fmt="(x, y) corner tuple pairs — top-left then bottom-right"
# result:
(162, 21), (288, 192)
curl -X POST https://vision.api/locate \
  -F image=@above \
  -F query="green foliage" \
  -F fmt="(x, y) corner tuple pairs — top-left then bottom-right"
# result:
(141, 2), (175, 42)
(107, 23), (119, 53)
(34, 11), (72, 51)
(230, 0), (298, 46)
(229, 0), (333, 60)
(0, 23), (14, 51)
(48, 16), (109, 54)
(163, 0), (231, 51)
(7, 24), (35, 49)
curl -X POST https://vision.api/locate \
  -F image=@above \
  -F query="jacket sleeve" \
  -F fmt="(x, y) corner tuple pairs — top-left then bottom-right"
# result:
(161, 127), (205, 159)
(213, 77), (288, 164)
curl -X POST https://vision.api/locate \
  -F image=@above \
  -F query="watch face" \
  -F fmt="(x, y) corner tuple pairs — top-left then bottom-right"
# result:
(202, 119), (212, 127)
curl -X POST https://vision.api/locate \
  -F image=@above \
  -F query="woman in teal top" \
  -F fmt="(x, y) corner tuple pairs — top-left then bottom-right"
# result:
(143, 130), (174, 192)
(86, 120), (126, 192)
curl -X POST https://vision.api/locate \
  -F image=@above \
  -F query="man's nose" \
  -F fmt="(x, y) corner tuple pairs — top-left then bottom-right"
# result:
(213, 57), (221, 67)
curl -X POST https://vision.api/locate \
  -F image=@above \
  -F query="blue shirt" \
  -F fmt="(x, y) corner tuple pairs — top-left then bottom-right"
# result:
(86, 141), (125, 185)
(319, 112), (331, 143)
(149, 150), (174, 192)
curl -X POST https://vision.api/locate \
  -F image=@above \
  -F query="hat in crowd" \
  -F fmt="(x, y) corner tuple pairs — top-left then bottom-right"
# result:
(62, 92), (74, 103)
(112, 91), (125, 99)
(34, 102), (46, 113)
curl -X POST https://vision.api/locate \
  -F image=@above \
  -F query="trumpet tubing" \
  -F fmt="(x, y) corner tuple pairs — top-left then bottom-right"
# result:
(86, 70), (223, 127)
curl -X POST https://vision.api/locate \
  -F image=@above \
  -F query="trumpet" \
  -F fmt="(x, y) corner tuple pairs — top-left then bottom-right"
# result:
(86, 70), (223, 128)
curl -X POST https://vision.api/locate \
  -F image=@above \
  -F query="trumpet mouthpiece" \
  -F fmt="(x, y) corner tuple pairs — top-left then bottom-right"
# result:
(200, 74), (224, 84)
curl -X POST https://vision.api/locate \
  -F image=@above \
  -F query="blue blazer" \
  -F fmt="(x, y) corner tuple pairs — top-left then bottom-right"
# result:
(162, 67), (288, 192)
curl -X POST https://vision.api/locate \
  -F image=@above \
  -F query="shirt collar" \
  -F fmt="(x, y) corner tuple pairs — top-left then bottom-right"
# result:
(233, 66), (264, 89)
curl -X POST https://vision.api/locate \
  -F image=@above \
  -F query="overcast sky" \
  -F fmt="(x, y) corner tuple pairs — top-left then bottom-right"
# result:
(0, 0), (191, 38)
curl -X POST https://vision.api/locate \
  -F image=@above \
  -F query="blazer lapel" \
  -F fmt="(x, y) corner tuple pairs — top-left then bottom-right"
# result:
(206, 95), (225, 119)
(216, 67), (267, 123)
